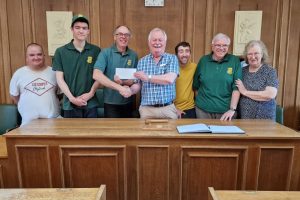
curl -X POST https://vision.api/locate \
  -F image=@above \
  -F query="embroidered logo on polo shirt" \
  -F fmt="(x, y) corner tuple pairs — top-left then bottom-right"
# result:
(87, 56), (93, 63)
(127, 59), (132, 66)
(25, 78), (55, 96)
(227, 67), (233, 75)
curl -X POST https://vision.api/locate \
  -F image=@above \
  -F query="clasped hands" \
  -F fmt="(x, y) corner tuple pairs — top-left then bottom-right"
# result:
(115, 75), (133, 98)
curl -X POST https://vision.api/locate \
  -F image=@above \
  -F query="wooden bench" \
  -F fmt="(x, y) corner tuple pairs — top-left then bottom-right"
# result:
(0, 136), (7, 158)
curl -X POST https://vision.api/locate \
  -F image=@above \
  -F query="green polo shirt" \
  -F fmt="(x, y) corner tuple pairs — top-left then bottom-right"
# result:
(94, 44), (138, 105)
(193, 53), (241, 113)
(52, 40), (101, 110)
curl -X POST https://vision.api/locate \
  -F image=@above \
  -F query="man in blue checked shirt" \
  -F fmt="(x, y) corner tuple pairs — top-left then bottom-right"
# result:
(130, 27), (179, 119)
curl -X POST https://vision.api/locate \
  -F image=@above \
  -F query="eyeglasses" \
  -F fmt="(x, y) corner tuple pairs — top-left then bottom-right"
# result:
(214, 44), (229, 48)
(247, 52), (261, 57)
(115, 33), (131, 38)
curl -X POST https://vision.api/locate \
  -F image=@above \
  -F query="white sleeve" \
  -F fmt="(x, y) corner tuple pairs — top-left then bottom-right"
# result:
(9, 70), (20, 96)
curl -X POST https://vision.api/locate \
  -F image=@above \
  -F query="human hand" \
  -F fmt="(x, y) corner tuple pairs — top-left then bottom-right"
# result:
(176, 109), (185, 119)
(119, 85), (132, 98)
(134, 71), (148, 82)
(220, 110), (235, 121)
(114, 75), (123, 85)
(235, 79), (247, 95)
(78, 92), (93, 102)
(70, 96), (87, 107)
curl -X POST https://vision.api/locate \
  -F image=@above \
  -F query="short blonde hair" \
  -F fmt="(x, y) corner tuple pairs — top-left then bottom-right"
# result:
(243, 40), (270, 64)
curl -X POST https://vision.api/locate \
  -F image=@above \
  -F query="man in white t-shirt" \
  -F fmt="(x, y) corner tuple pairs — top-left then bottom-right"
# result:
(10, 43), (60, 125)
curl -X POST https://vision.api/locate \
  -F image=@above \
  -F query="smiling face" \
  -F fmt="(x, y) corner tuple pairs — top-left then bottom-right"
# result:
(246, 45), (263, 68)
(71, 22), (90, 42)
(177, 46), (191, 65)
(212, 38), (230, 61)
(148, 30), (166, 58)
(114, 26), (131, 51)
(26, 44), (45, 70)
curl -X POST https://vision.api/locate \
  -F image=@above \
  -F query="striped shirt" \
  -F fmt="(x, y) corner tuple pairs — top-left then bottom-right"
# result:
(137, 53), (179, 105)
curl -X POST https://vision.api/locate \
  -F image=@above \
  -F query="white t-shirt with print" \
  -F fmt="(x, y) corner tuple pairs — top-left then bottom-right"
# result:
(10, 66), (60, 125)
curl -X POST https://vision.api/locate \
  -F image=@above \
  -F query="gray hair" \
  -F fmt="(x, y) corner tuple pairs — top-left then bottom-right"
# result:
(148, 28), (167, 42)
(113, 25), (131, 36)
(243, 40), (270, 64)
(211, 33), (231, 45)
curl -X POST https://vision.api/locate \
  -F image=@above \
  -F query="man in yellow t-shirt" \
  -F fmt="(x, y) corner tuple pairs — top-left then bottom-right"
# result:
(174, 42), (197, 118)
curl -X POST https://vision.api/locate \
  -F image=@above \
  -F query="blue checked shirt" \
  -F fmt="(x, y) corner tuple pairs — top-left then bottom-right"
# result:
(137, 53), (179, 106)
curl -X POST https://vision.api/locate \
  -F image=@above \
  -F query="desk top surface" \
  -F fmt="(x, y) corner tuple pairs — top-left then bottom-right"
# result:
(5, 118), (300, 139)
(0, 187), (101, 200)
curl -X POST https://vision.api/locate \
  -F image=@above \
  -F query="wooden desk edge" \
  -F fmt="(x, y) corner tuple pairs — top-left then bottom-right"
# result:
(208, 187), (220, 200)
(96, 185), (106, 200)
(0, 136), (7, 158)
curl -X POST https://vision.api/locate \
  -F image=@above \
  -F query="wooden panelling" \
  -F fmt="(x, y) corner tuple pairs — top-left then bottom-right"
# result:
(181, 146), (248, 200)
(60, 145), (126, 200)
(0, 0), (300, 130)
(137, 145), (170, 200)
(257, 146), (294, 190)
(15, 145), (52, 188)
(0, 164), (3, 188)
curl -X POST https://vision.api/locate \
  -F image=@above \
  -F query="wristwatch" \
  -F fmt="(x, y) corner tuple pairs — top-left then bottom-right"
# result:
(230, 107), (237, 112)
(148, 75), (152, 82)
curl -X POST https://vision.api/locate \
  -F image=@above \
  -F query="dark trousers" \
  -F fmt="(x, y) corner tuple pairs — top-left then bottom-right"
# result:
(181, 108), (197, 118)
(63, 107), (98, 118)
(104, 102), (133, 118)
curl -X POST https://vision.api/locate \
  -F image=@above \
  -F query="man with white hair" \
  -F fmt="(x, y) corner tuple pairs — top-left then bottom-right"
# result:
(193, 33), (241, 121)
(131, 28), (179, 119)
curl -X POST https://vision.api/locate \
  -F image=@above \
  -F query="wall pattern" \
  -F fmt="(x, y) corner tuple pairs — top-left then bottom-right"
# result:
(0, 0), (299, 130)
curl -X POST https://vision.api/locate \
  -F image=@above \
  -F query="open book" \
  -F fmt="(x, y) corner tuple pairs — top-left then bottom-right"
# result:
(177, 123), (245, 134)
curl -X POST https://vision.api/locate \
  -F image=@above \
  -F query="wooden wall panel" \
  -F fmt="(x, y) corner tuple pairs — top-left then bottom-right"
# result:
(0, 164), (3, 188)
(257, 147), (294, 190)
(125, 0), (184, 58)
(0, 0), (300, 130)
(137, 145), (169, 200)
(181, 146), (247, 200)
(15, 145), (52, 188)
(60, 145), (126, 200)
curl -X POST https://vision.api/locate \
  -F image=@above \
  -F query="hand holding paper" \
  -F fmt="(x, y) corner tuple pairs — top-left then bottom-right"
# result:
(115, 68), (137, 80)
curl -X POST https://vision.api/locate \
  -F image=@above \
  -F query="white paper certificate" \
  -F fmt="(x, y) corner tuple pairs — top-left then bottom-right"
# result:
(115, 68), (137, 79)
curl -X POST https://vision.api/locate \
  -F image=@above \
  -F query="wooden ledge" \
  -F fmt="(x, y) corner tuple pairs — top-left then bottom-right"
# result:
(0, 136), (7, 158)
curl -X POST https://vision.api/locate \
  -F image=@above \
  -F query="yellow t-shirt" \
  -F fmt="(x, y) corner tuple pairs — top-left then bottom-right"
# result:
(174, 62), (197, 111)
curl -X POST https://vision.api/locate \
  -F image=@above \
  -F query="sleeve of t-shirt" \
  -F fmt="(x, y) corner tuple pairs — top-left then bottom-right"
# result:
(9, 70), (20, 96)
(166, 54), (179, 75)
(93, 51), (107, 72)
(52, 49), (63, 72)
(266, 67), (279, 88)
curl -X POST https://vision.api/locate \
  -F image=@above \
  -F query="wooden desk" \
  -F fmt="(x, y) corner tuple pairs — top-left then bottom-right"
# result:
(208, 187), (300, 200)
(0, 185), (106, 200)
(0, 136), (7, 158)
(2, 119), (300, 200)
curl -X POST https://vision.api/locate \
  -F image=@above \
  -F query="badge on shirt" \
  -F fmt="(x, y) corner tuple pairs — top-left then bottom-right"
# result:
(127, 59), (132, 66)
(87, 56), (93, 64)
(227, 67), (233, 75)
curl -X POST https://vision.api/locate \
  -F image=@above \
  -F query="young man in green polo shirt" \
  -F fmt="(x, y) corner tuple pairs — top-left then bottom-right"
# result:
(93, 25), (138, 118)
(52, 14), (101, 118)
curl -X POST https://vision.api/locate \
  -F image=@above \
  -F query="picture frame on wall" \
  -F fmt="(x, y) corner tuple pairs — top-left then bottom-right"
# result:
(233, 11), (263, 56)
(46, 11), (73, 56)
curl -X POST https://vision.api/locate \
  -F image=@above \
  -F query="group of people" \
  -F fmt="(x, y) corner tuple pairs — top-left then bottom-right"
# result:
(9, 14), (279, 125)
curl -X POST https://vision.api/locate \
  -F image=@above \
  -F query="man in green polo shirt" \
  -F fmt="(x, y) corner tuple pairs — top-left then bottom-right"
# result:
(93, 25), (138, 118)
(193, 33), (241, 121)
(52, 14), (101, 118)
